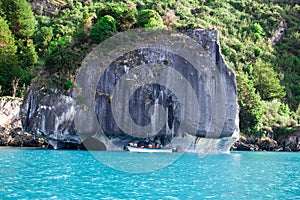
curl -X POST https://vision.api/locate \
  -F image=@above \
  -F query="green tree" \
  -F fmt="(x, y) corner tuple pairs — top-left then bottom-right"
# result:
(1, 0), (37, 39)
(45, 41), (84, 75)
(252, 58), (286, 101)
(35, 26), (53, 56)
(268, 4), (300, 111)
(0, 17), (16, 56)
(137, 9), (164, 28)
(250, 23), (265, 36)
(96, 2), (137, 31)
(90, 15), (116, 44)
(17, 39), (38, 69)
(237, 71), (263, 135)
(1, 0), (38, 96)
(0, 16), (20, 96)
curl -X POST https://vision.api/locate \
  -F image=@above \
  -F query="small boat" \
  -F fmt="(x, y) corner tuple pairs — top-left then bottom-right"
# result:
(125, 145), (174, 153)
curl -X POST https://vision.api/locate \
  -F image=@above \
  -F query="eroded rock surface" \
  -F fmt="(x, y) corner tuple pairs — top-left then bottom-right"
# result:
(21, 29), (239, 151)
(0, 97), (46, 147)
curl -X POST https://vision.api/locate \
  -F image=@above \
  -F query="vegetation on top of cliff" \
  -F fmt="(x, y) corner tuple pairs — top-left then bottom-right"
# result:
(0, 0), (38, 97)
(0, 0), (299, 137)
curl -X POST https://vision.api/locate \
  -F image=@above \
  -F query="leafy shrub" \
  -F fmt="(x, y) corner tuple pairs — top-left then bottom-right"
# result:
(17, 39), (38, 68)
(252, 59), (286, 101)
(45, 42), (84, 75)
(254, 47), (263, 57)
(261, 100), (294, 129)
(250, 23), (265, 40)
(96, 2), (137, 31)
(254, 32), (261, 41)
(237, 72), (263, 135)
(90, 15), (116, 44)
(35, 26), (53, 56)
(137, 9), (164, 28)
(64, 79), (73, 90)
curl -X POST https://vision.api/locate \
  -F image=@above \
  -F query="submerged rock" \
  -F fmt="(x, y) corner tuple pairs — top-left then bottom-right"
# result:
(21, 29), (239, 151)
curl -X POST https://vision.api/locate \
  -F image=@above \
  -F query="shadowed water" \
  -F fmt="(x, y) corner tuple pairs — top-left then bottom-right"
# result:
(0, 150), (299, 199)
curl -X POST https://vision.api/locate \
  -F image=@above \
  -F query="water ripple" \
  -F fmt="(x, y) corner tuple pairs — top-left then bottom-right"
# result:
(0, 150), (300, 199)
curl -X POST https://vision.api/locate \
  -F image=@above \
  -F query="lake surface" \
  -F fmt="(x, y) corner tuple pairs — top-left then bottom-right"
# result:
(0, 149), (300, 199)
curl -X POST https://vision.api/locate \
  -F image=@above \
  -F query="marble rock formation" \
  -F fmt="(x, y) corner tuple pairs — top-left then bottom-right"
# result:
(21, 29), (239, 151)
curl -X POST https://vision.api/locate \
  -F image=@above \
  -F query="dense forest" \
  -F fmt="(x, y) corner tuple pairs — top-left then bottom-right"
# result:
(0, 0), (299, 138)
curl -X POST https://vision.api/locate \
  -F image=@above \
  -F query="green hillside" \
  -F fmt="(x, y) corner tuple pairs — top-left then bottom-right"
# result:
(0, 0), (299, 137)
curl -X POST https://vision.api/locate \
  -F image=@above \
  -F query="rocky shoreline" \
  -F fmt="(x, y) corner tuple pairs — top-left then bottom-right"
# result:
(0, 127), (47, 148)
(231, 129), (300, 152)
(1, 97), (299, 151)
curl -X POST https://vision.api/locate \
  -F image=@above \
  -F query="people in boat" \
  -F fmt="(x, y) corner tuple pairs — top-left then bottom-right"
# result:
(128, 142), (138, 147)
(127, 141), (167, 149)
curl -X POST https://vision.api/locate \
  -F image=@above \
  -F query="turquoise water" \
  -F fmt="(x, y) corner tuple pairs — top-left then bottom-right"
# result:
(0, 150), (300, 199)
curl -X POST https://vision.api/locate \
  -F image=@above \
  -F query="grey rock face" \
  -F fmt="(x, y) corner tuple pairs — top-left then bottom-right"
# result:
(282, 135), (300, 151)
(0, 97), (45, 147)
(21, 89), (79, 149)
(21, 29), (239, 151)
(271, 20), (287, 46)
(0, 98), (21, 132)
(186, 29), (238, 138)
